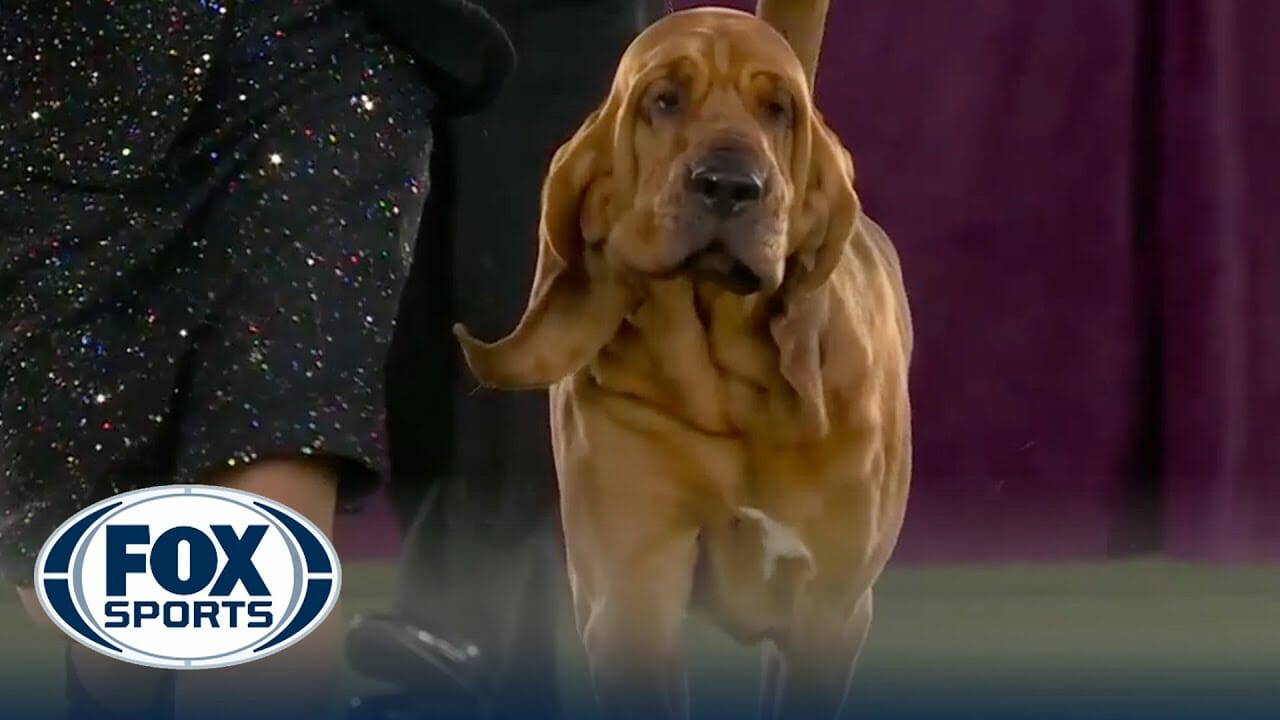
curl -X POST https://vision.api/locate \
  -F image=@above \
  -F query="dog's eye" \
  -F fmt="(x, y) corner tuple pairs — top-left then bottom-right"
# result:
(761, 97), (791, 123)
(653, 89), (682, 114)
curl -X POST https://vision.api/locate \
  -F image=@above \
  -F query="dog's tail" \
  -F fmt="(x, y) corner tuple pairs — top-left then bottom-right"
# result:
(756, 0), (830, 89)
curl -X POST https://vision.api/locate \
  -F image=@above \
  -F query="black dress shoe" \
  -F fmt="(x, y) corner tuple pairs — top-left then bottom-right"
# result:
(346, 613), (489, 701)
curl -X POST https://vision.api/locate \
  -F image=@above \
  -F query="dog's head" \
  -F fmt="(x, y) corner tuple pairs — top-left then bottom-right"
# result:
(455, 8), (859, 395)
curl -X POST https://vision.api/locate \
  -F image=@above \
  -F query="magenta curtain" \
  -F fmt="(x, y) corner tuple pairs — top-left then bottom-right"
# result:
(676, 0), (1280, 563)
(736, 0), (1153, 562)
(336, 1), (1280, 564)
(1158, 1), (1280, 562)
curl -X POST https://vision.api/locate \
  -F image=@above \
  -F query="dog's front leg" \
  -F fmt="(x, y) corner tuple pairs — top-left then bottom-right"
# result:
(759, 640), (786, 719)
(770, 590), (874, 720)
(569, 531), (699, 720)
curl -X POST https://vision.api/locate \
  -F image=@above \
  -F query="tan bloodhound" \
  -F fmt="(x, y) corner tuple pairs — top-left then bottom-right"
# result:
(454, 7), (912, 719)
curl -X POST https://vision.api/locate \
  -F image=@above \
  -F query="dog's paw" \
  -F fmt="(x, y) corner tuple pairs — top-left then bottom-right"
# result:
(730, 507), (814, 583)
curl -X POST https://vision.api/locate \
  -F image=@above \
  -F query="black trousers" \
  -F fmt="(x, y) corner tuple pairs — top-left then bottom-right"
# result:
(381, 0), (668, 714)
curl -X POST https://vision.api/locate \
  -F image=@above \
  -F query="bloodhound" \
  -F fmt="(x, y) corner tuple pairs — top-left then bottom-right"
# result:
(453, 7), (912, 719)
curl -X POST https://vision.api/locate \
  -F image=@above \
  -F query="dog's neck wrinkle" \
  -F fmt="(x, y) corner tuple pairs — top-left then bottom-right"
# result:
(589, 278), (790, 436)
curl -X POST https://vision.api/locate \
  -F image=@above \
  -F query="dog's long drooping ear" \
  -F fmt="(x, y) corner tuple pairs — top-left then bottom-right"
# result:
(453, 97), (639, 390)
(770, 111), (859, 438)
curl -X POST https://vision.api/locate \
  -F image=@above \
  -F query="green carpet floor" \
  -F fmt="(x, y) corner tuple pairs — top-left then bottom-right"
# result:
(4, 560), (1277, 717)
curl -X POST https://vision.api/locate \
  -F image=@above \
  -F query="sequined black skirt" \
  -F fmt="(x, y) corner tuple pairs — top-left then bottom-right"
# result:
(0, 0), (434, 584)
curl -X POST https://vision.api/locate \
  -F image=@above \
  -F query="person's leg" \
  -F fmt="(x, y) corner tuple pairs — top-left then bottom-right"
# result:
(381, 139), (459, 537)
(349, 3), (668, 718)
(180, 459), (341, 720)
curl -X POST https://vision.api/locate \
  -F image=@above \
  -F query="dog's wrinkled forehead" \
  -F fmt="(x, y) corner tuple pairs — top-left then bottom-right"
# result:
(613, 8), (810, 99)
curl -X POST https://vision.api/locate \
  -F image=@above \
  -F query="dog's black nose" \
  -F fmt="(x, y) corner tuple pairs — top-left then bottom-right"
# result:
(688, 152), (765, 218)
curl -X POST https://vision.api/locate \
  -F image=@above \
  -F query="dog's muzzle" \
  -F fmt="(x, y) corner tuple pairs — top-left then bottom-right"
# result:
(675, 145), (774, 295)
(687, 148), (766, 219)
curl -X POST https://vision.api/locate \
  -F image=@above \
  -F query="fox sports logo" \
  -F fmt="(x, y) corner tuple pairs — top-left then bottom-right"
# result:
(34, 485), (341, 670)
